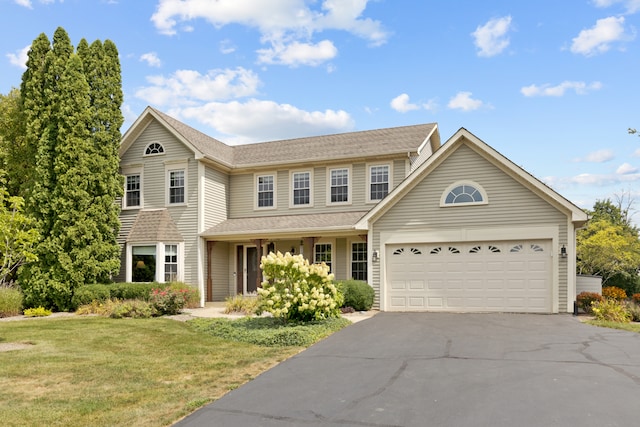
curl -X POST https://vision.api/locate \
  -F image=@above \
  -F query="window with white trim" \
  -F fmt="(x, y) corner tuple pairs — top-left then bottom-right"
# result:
(292, 171), (311, 206)
(124, 174), (141, 208)
(257, 174), (275, 208)
(440, 181), (488, 207)
(369, 164), (390, 201)
(164, 244), (178, 282)
(314, 243), (332, 272)
(351, 242), (367, 281)
(329, 168), (349, 204)
(168, 169), (185, 204)
(144, 142), (165, 156)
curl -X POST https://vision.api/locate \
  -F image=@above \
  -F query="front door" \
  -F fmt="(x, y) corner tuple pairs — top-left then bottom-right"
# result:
(237, 245), (261, 294)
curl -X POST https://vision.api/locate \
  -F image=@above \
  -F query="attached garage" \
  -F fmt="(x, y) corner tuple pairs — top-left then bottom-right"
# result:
(385, 240), (552, 313)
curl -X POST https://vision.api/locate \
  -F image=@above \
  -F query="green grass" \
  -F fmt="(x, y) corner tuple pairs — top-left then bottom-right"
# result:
(586, 319), (640, 333)
(0, 317), (308, 427)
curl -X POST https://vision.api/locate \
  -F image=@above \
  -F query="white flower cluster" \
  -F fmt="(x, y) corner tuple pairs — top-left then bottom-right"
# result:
(257, 251), (342, 322)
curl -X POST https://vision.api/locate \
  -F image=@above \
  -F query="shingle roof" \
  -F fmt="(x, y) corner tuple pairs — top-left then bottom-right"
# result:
(148, 107), (436, 169)
(128, 209), (184, 243)
(202, 211), (369, 238)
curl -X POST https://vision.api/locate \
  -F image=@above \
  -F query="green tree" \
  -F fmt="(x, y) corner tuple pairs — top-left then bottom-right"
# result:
(19, 28), (123, 310)
(0, 89), (27, 196)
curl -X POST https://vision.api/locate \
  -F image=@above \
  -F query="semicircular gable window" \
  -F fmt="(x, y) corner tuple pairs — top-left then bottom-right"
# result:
(441, 181), (488, 207)
(144, 142), (165, 156)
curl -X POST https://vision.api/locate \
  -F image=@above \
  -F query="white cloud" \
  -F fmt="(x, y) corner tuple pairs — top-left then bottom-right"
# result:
(471, 16), (513, 57)
(592, 0), (640, 13)
(520, 80), (602, 97)
(179, 99), (354, 144)
(219, 39), (236, 54)
(447, 92), (486, 111)
(140, 52), (162, 68)
(257, 40), (338, 67)
(570, 16), (632, 56)
(617, 162), (638, 174)
(135, 67), (261, 106)
(7, 45), (30, 70)
(14, 0), (32, 7)
(574, 149), (615, 163)
(150, 0), (388, 66)
(390, 94), (420, 113)
(632, 148), (640, 157)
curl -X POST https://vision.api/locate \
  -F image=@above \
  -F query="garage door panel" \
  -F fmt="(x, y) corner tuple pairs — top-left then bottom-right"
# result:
(386, 240), (552, 313)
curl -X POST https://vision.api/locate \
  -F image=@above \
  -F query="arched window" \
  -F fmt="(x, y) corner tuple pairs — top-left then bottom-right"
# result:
(144, 142), (165, 156)
(440, 181), (488, 206)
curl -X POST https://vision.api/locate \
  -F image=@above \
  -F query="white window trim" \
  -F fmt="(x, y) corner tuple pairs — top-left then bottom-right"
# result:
(254, 172), (277, 210)
(125, 242), (183, 283)
(165, 161), (188, 207)
(366, 162), (393, 203)
(143, 141), (166, 157)
(326, 166), (352, 206)
(122, 165), (143, 210)
(439, 180), (489, 207)
(314, 239), (334, 272)
(349, 239), (368, 281)
(290, 169), (314, 208)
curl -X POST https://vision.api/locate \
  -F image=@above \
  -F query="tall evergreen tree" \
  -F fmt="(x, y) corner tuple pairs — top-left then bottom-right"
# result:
(19, 28), (124, 310)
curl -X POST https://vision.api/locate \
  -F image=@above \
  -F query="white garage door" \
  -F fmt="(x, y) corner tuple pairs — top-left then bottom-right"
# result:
(386, 240), (552, 313)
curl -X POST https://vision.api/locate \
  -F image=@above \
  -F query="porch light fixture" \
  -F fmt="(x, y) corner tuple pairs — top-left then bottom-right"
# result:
(372, 250), (380, 262)
(560, 245), (567, 258)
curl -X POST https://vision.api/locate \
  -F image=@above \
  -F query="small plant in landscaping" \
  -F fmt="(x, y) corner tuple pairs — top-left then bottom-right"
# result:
(23, 306), (52, 317)
(602, 286), (627, 300)
(591, 298), (631, 323)
(149, 287), (188, 315)
(167, 282), (200, 308)
(632, 293), (640, 305)
(337, 279), (374, 311)
(576, 291), (604, 314)
(224, 295), (259, 314)
(625, 301), (640, 322)
(0, 285), (23, 317)
(257, 251), (343, 322)
(109, 299), (155, 319)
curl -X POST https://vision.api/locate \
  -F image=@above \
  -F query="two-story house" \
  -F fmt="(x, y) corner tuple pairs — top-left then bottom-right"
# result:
(117, 107), (587, 313)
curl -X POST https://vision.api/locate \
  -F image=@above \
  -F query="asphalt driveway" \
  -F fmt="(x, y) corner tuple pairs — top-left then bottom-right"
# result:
(175, 313), (640, 427)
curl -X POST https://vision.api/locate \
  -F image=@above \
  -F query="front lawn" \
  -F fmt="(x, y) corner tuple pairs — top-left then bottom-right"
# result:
(0, 316), (337, 426)
(586, 319), (640, 333)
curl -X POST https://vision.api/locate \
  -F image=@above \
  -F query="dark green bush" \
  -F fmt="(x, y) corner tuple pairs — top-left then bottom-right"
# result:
(0, 286), (23, 317)
(71, 284), (111, 309)
(337, 279), (374, 311)
(108, 282), (156, 301)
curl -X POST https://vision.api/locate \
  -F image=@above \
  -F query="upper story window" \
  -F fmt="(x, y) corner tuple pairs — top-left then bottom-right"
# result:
(144, 142), (165, 156)
(125, 174), (141, 208)
(368, 164), (390, 202)
(257, 174), (275, 209)
(440, 181), (488, 207)
(168, 169), (185, 205)
(329, 167), (350, 204)
(292, 171), (311, 206)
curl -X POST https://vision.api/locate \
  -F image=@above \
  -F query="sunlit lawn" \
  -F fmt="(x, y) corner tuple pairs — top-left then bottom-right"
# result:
(0, 317), (302, 427)
(586, 319), (640, 333)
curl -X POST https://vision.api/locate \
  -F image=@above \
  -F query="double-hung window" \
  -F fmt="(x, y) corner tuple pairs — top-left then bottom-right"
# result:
(314, 243), (332, 272)
(329, 168), (349, 204)
(168, 170), (185, 204)
(292, 171), (311, 206)
(125, 174), (141, 208)
(164, 244), (178, 282)
(369, 165), (390, 201)
(351, 242), (367, 281)
(257, 175), (275, 208)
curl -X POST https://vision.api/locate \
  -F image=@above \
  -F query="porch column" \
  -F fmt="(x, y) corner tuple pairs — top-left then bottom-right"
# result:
(303, 237), (318, 263)
(206, 241), (215, 302)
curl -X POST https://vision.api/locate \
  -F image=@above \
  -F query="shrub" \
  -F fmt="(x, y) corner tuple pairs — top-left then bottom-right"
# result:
(602, 286), (627, 300)
(257, 251), (343, 322)
(224, 295), (259, 314)
(149, 287), (188, 315)
(71, 284), (111, 309)
(337, 280), (374, 311)
(167, 282), (200, 308)
(0, 286), (23, 317)
(626, 302), (640, 322)
(591, 298), (631, 323)
(23, 306), (52, 317)
(632, 293), (640, 305)
(108, 282), (156, 301)
(576, 292), (604, 314)
(109, 299), (155, 319)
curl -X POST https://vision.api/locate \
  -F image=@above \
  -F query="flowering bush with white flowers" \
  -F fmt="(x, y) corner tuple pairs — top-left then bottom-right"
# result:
(257, 251), (343, 322)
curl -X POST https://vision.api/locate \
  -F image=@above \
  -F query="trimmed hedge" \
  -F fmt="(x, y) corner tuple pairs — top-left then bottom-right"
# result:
(337, 279), (374, 311)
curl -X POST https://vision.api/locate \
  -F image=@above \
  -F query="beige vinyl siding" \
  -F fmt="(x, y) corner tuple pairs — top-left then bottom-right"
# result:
(115, 208), (138, 282)
(333, 238), (347, 280)
(371, 144), (569, 309)
(410, 138), (436, 172)
(203, 165), (228, 229)
(211, 241), (230, 301)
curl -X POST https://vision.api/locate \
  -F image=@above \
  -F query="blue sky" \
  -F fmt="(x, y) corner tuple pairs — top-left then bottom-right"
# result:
(1, 0), (640, 215)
